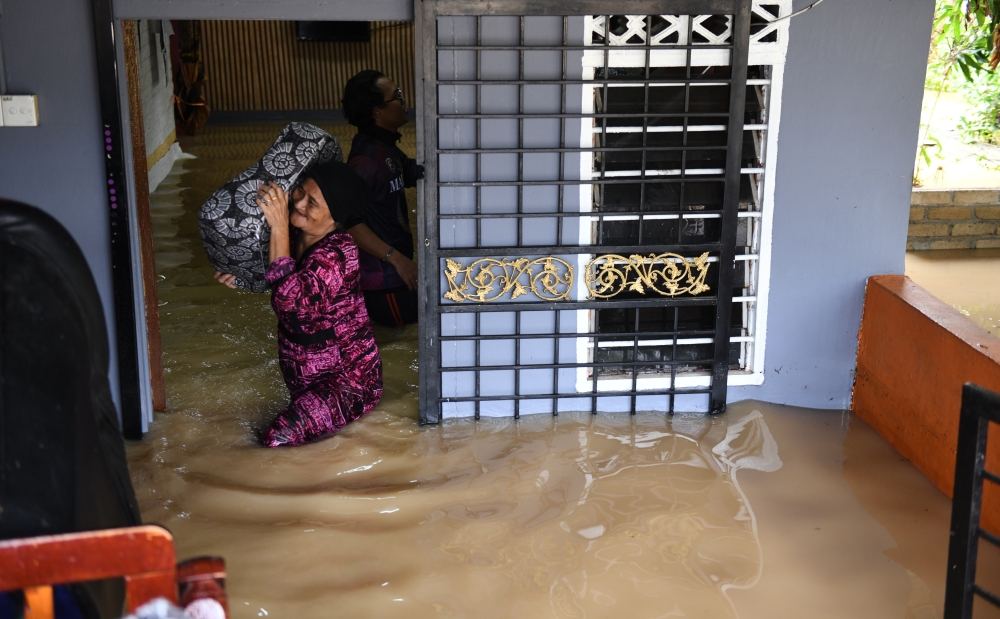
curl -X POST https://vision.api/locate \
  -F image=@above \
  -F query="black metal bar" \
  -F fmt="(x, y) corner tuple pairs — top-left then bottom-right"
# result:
(476, 16), (483, 250)
(436, 43), (734, 51)
(557, 15), (568, 251)
(474, 17), (482, 423)
(517, 16), (525, 258)
(439, 144), (729, 153)
(438, 177), (726, 186)
(437, 241), (722, 255)
(440, 328), (717, 342)
(944, 383), (997, 619)
(981, 527), (1000, 549)
(678, 16), (693, 247)
(590, 308), (611, 415)
(630, 308), (641, 413)
(440, 387), (714, 404)
(514, 10), (524, 420)
(91, 0), (143, 439)
(552, 306), (562, 414)
(437, 112), (740, 119)
(438, 211), (724, 220)
(443, 356), (716, 371)
(637, 14), (652, 250)
(598, 14), (610, 261)
(438, 297), (721, 314)
(670, 306), (680, 413)
(514, 311), (522, 418)
(984, 469), (1000, 485)
(437, 78), (734, 85)
(972, 585), (1000, 610)
(475, 312), (481, 420)
(709, 1), (751, 414)
(417, 0), (441, 425)
(430, 0), (737, 16)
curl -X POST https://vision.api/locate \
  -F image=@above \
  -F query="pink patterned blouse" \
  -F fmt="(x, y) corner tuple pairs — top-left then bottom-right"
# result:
(260, 230), (383, 447)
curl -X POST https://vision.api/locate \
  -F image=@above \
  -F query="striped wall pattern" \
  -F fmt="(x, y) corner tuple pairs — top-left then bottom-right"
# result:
(200, 20), (414, 112)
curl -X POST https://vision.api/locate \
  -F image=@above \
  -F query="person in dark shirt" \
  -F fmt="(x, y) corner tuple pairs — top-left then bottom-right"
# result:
(341, 70), (422, 327)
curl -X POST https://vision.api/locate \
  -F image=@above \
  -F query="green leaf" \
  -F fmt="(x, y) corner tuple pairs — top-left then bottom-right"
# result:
(960, 60), (974, 81)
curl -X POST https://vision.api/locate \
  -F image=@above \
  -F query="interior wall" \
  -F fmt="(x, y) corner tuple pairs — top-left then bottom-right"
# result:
(136, 19), (180, 191)
(200, 20), (414, 113)
(728, 0), (936, 408)
(0, 0), (122, 412)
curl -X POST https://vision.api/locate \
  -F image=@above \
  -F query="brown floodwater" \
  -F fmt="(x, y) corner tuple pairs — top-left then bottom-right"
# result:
(906, 248), (1000, 337)
(127, 122), (996, 619)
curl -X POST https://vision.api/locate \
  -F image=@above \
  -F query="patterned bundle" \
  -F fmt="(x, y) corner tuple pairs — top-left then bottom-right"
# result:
(198, 122), (343, 292)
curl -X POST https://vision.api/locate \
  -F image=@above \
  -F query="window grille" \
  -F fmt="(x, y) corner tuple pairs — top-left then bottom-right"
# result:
(417, 0), (767, 422)
(581, 2), (789, 384)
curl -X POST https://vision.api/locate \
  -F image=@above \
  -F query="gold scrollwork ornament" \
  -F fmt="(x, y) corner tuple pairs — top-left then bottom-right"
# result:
(443, 256), (574, 303)
(585, 252), (711, 299)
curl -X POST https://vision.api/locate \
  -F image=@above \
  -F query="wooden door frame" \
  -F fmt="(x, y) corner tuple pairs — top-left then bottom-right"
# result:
(120, 20), (166, 415)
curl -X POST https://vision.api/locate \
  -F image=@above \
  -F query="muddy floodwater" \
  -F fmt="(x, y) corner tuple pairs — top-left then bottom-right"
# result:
(907, 248), (1000, 338)
(128, 122), (991, 619)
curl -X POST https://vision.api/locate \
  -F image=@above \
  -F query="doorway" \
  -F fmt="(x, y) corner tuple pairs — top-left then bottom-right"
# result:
(99, 10), (419, 435)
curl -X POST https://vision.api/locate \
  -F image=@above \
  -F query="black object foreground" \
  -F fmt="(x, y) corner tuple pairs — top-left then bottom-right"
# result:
(0, 199), (141, 618)
(945, 383), (1000, 619)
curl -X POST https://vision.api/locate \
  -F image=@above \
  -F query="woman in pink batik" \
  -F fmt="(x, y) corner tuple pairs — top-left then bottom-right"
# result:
(216, 161), (382, 447)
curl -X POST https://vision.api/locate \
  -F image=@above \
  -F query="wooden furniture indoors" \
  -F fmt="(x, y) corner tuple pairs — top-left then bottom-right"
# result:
(0, 525), (226, 619)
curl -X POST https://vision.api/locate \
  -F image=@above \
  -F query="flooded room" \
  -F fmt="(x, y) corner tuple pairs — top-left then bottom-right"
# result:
(1, 1), (999, 618)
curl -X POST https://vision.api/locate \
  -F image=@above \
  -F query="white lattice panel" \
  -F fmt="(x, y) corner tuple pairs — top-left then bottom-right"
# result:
(583, 1), (791, 67)
(588, 14), (734, 46)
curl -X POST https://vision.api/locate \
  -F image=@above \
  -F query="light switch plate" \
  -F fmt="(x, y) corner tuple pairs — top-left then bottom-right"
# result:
(1, 95), (39, 126)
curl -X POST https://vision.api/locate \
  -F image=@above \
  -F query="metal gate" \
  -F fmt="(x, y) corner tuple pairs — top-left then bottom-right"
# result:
(417, 0), (752, 423)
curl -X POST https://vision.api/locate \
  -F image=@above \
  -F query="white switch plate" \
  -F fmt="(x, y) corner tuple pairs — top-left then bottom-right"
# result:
(1, 95), (39, 127)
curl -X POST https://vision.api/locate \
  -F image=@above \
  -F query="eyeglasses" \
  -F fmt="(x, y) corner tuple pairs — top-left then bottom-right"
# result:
(382, 88), (404, 106)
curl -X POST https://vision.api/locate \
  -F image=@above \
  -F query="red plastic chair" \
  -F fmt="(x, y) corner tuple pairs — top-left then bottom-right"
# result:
(0, 525), (187, 619)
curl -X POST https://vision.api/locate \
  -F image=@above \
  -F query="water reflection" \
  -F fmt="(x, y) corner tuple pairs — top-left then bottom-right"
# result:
(131, 406), (783, 619)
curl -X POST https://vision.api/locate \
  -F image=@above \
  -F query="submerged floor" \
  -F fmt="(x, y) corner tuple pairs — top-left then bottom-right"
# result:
(129, 121), (976, 618)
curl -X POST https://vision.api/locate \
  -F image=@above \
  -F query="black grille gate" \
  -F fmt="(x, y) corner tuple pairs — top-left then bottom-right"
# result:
(416, 0), (753, 423)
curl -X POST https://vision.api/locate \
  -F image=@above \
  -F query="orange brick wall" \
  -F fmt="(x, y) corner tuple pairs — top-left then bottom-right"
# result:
(853, 275), (1000, 535)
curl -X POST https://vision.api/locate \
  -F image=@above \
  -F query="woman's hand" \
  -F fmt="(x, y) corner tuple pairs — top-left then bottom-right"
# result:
(256, 181), (291, 264)
(213, 270), (237, 289)
(387, 252), (418, 291)
(256, 181), (290, 231)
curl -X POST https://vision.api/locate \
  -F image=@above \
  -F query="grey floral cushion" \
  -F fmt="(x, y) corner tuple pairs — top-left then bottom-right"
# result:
(198, 123), (343, 293)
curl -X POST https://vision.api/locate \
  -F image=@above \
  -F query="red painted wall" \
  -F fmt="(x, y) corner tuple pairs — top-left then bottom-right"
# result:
(853, 275), (999, 535)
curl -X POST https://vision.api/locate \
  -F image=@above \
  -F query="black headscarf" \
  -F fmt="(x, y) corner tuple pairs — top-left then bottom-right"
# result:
(303, 160), (371, 230)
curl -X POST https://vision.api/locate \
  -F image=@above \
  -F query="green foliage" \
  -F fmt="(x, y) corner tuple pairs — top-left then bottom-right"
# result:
(922, 1), (1000, 154)
(918, 132), (944, 166)
(959, 68), (1000, 143)
(927, 1), (994, 90)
